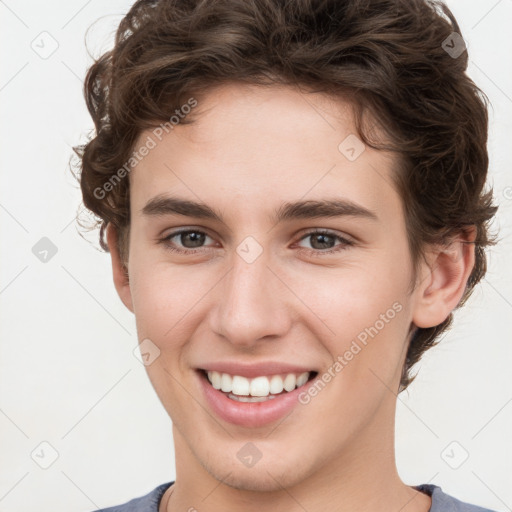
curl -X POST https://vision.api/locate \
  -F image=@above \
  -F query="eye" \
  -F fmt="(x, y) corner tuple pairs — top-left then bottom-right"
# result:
(160, 229), (216, 254)
(295, 229), (354, 255)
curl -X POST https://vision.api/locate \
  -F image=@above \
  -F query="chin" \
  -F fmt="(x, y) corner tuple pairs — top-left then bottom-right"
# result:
(197, 445), (315, 493)
(210, 466), (307, 493)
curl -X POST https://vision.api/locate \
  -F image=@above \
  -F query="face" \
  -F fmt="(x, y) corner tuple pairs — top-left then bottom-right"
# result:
(111, 83), (435, 492)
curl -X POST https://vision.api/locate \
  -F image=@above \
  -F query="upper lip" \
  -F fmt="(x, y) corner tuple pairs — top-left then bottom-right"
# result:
(198, 361), (315, 378)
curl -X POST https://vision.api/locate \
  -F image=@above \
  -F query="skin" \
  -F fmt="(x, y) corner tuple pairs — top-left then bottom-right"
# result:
(106, 83), (475, 512)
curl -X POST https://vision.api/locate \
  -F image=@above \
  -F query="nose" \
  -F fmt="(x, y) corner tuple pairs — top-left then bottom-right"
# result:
(208, 249), (292, 348)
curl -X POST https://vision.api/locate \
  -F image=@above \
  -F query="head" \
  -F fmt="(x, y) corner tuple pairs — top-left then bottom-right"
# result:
(75, 0), (497, 493)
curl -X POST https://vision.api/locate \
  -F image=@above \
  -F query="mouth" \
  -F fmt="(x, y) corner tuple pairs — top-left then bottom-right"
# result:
(198, 369), (318, 403)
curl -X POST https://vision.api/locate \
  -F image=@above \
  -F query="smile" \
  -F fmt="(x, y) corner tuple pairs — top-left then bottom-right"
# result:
(205, 370), (314, 401)
(196, 367), (319, 427)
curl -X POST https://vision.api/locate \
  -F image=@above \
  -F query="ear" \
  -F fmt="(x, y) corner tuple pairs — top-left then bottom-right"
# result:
(412, 227), (476, 329)
(106, 223), (134, 313)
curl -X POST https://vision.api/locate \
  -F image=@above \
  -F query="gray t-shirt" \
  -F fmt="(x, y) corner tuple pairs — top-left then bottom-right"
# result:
(94, 482), (497, 511)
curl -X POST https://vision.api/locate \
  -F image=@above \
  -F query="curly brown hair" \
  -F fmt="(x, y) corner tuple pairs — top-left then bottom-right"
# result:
(74, 0), (497, 390)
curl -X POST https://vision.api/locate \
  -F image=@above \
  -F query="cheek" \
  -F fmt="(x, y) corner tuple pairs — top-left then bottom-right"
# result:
(297, 258), (409, 332)
(291, 252), (413, 379)
(128, 259), (201, 341)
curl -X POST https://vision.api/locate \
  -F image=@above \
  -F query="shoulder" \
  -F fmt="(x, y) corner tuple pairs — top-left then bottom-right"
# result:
(91, 482), (174, 512)
(417, 484), (498, 512)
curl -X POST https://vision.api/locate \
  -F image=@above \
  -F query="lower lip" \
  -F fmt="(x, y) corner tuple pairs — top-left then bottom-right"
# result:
(197, 370), (314, 428)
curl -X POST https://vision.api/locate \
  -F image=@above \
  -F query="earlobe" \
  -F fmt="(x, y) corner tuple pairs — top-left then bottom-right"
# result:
(412, 227), (476, 329)
(106, 223), (134, 313)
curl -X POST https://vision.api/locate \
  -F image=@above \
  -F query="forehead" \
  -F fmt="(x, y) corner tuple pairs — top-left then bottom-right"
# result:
(129, 83), (401, 221)
(174, 83), (357, 160)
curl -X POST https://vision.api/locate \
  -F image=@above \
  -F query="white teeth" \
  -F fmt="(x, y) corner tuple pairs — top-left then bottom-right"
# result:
(205, 371), (311, 397)
(269, 375), (284, 394)
(232, 375), (250, 395)
(250, 376), (270, 397)
(221, 373), (232, 393)
(296, 372), (309, 387)
(228, 393), (277, 402)
(283, 374), (296, 392)
(208, 371), (222, 390)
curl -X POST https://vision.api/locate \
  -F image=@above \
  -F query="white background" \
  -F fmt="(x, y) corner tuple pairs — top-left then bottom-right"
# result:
(0, 1), (511, 511)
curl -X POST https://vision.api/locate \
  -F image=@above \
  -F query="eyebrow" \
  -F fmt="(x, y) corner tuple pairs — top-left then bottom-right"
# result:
(141, 195), (378, 223)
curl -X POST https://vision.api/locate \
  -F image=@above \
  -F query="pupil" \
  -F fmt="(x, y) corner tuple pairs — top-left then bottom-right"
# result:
(183, 231), (204, 248)
(312, 234), (333, 250)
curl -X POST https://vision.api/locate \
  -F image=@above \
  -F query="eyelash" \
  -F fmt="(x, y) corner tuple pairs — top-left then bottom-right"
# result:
(159, 228), (354, 256)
